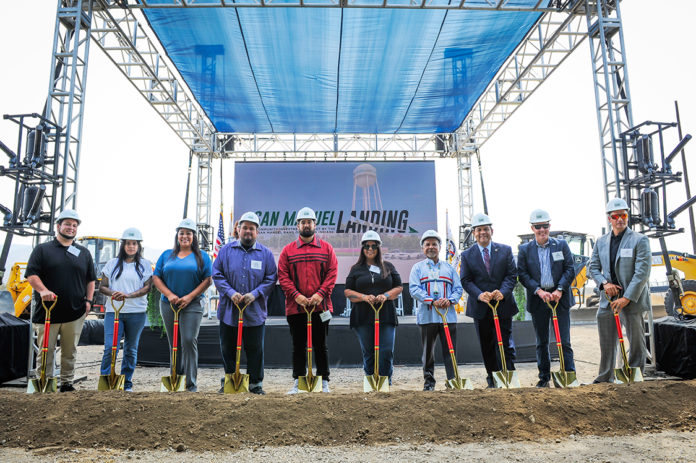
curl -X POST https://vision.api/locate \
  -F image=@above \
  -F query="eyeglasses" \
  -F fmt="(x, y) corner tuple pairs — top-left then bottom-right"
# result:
(533, 224), (550, 230)
(609, 213), (628, 220)
(362, 244), (380, 250)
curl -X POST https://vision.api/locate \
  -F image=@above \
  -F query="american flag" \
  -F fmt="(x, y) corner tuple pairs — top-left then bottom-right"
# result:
(213, 210), (224, 259)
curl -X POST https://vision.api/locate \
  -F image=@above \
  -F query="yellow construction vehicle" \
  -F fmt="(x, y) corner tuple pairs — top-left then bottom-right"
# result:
(4, 262), (32, 318)
(650, 251), (696, 317)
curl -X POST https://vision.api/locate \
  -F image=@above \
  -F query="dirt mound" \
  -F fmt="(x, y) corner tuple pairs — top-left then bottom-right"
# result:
(1, 380), (695, 452)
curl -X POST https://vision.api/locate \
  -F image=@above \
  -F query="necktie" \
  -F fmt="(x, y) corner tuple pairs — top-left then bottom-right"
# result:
(483, 247), (491, 273)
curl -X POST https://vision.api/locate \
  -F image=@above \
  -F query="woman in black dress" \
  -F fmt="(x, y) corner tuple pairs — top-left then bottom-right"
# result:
(344, 231), (403, 383)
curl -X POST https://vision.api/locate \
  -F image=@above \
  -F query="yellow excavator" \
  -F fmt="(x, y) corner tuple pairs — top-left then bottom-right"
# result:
(1, 236), (119, 318)
(651, 251), (696, 317)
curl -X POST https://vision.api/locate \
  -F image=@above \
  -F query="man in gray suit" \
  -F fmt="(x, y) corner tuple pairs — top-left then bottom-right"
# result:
(588, 197), (651, 383)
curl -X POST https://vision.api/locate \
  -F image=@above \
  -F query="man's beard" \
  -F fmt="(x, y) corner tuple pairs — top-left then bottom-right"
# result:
(300, 229), (314, 238)
(241, 236), (255, 247)
(58, 231), (74, 241)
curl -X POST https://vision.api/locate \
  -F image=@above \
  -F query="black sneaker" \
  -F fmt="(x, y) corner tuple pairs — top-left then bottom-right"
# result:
(536, 379), (550, 388)
(59, 383), (75, 392)
(249, 386), (266, 395)
(423, 385), (435, 391)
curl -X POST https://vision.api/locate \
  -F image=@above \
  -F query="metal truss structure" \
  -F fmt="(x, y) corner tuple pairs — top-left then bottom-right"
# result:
(585, 0), (634, 203)
(196, 152), (214, 251)
(110, 0), (578, 12)
(26, 0), (633, 253)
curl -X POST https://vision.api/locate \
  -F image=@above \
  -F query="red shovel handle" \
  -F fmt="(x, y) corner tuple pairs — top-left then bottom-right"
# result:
(234, 302), (250, 348)
(614, 312), (624, 341)
(112, 319), (120, 348)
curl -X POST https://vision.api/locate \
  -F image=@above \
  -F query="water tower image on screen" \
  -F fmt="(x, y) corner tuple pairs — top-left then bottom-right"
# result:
(352, 164), (383, 222)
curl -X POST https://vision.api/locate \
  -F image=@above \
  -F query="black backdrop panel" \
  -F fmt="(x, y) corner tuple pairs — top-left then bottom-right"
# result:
(0, 313), (30, 384)
(654, 316), (696, 379)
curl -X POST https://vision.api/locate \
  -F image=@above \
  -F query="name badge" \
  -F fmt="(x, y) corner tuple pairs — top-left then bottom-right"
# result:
(552, 251), (564, 261)
(319, 310), (332, 322)
(250, 260), (262, 270)
(67, 245), (81, 257)
(620, 248), (633, 258)
(369, 265), (381, 274)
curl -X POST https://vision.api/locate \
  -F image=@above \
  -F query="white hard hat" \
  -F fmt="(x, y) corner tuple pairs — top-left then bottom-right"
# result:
(606, 197), (629, 213)
(472, 213), (492, 228)
(296, 207), (316, 222)
(177, 218), (197, 232)
(56, 209), (81, 225)
(529, 209), (551, 224)
(420, 229), (441, 246)
(361, 230), (381, 244)
(121, 227), (143, 241)
(238, 211), (260, 227)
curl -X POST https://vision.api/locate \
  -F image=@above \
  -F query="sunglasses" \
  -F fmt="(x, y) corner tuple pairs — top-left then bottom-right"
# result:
(609, 213), (628, 220)
(533, 224), (550, 230)
(363, 244), (380, 250)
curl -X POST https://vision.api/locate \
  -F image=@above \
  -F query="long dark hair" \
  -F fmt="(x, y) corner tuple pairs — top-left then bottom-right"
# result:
(168, 229), (204, 271)
(112, 240), (145, 280)
(351, 243), (391, 278)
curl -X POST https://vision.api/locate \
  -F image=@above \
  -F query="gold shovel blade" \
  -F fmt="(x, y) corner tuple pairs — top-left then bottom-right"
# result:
(492, 370), (521, 389)
(27, 377), (57, 394)
(298, 375), (322, 393)
(97, 373), (125, 391)
(224, 372), (250, 394)
(363, 375), (389, 392)
(445, 377), (474, 390)
(160, 374), (186, 392)
(551, 370), (579, 388)
(613, 367), (643, 385)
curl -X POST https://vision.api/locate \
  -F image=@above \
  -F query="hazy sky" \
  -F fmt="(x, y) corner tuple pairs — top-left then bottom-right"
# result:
(1, 0), (694, 268)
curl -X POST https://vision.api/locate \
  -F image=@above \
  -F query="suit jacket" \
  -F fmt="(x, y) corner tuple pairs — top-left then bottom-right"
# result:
(517, 237), (575, 315)
(588, 227), (651, 312)
(459, 241), (518, 319)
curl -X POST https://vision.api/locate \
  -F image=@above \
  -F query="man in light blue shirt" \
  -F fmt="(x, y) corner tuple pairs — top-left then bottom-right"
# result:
(409, 230), (463, 391)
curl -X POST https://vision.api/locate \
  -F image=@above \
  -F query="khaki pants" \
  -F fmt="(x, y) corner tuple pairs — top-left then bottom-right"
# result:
(34, 314), (86, 385)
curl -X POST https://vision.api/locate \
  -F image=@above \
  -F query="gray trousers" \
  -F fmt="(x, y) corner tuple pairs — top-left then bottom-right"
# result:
(595, 306), (646, 382)
(160, 299), (203, 391)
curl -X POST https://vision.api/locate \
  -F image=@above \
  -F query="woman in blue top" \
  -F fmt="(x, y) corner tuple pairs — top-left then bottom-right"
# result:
(153, 218), (212, 392)
(98, 227), (153, 391)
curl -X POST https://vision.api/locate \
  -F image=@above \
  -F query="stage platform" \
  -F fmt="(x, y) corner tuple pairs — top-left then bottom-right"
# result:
(138, 315), (547, 368)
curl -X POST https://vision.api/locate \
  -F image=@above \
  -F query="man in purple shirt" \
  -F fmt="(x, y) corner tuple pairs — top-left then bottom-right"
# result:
(212, 211), (278, 394)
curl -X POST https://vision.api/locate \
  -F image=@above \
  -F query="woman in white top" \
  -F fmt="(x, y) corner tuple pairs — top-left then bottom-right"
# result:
(98, 228), (152, 391)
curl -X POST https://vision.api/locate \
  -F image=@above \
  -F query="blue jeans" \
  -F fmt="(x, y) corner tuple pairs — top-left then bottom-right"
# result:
(100, 311), (147, 390)
(353, 323), (396, 379)
(531, 307), (575, 381)
(219, 321), (265, 385)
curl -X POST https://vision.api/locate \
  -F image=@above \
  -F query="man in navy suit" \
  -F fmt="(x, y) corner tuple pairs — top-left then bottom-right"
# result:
(517, 209), (576, 387)
(460, 213), (518, 388)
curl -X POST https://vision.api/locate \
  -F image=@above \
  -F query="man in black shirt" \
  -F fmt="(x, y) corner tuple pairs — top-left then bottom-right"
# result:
(25, 209), (96, 392)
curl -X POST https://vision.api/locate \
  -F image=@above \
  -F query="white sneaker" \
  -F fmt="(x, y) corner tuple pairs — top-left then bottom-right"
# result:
(286, 379), (299, 395)
(322, 379), (331, 393)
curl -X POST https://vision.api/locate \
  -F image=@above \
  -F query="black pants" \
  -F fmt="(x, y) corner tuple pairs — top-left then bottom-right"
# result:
(420, 323), (456, 387)
(287, 312), (330, 381)
(219, 321), (265, 385)
(474, 310), (515, 383)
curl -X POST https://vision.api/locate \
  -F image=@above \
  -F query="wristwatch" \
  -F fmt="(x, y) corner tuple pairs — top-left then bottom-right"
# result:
(383, 292), (390, 299)
(83, 297), (94, 305)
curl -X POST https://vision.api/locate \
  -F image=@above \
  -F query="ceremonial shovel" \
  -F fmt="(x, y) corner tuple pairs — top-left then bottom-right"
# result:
(363, 302), (389, 392)
(613, 311), (644, 384)
(433, 305), (473, 390)
(161, 303), (186, 392)
(546, 301), (578, 388)
(486, 300), (520, 388)
(224, 301), (251, 394)
(298, 305), (322, 392)
(98, 299), (126, 391)
(27, 298), (58, 394)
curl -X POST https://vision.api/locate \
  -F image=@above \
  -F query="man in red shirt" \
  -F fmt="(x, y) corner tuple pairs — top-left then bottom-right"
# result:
(278, 207), (338, 393)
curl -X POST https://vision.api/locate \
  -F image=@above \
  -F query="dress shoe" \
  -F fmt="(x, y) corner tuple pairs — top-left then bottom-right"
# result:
(423, 385), (435, 391)
(59, 383), (75, 392)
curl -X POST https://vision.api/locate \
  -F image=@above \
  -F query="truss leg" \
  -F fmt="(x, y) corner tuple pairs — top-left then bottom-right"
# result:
(586, 0), (634, 204)
(457, 152), (473, 250)
(196, 153), (213, 252)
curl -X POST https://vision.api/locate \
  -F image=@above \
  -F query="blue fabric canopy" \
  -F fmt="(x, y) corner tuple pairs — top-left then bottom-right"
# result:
(143, 5), (541, 134)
